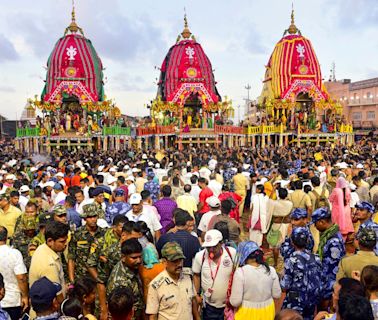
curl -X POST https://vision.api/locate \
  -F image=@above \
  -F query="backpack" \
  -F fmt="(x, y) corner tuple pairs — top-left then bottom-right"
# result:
(311, 187), (330, 209)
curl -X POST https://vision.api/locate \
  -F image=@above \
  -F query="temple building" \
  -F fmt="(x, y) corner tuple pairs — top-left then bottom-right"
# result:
(15, 5), (127, 153)
(245, 9), (353, 146)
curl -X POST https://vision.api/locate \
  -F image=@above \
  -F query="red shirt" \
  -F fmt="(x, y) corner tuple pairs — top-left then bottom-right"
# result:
(199, 187), (213, 214)
(118, 185), (129, 202)
(71, 174), (81, 187)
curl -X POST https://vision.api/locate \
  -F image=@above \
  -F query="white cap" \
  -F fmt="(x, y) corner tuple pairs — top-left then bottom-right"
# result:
(44, 181), (55, 188)
(20, 185), (30, 193)
(131, 168), (140, 173)
(123, 165), (130, 170)
(148, 161), (154, 166)
(356, 163), (364, 169)
(130, 193), (142, 205)
(350, 183), (357, 191)
(336, 162), (348, 169)
(30, 167), (38, 172)
(107, 176), (117, 185)
(109, 167), (117, 172)
(206, 196), (221, 208)
(142, 154), (148, 160)
(155, 163), (160, 169)
(202, 230), (223, 247)
(187, 161), (191, 166)
(98, 165), (105, 172)
(55, 172), (64, 178)
(126, 176), (135, 182)
(168, 162), (173, 167)
(107, 157), (113, 163)
(242, 164), (250, 170)
(5, 174), (16, 180)
(8, 160), (17, 167)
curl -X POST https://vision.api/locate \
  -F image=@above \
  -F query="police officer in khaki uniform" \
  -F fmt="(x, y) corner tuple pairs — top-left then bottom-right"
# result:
(146, 242), (200, 320)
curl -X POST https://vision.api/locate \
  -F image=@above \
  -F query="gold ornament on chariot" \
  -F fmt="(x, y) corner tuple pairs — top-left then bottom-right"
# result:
(65, 67), (77, 77)
(186, 67), (197, 78)
(298, 64), (308, 75)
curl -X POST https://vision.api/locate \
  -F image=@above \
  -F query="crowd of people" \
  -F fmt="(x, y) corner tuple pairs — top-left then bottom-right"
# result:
(0, 136), (377, 320)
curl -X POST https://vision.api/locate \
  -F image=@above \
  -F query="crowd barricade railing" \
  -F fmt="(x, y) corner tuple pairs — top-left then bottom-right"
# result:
(214, 125), (244, 134)
(16, 127), (41, 137)
(102, 126), (131, 136)
(136, 127), (156, 136)
(156, 125), (175, 134)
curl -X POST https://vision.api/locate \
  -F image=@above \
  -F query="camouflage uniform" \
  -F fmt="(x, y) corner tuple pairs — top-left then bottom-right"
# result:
(97, 242), (122, 284)
(280, 228), (322, 320)
(106, 260), (144, 320)
(87, 228), (119, 270)
(68, 204), (106, 280)
(12, 216), (37, 269)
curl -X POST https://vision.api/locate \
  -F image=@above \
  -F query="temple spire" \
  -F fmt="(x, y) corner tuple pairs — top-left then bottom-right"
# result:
(65, 0), (84, 36)
(283, 3), (301, 36)
(181, 10), (192, 39)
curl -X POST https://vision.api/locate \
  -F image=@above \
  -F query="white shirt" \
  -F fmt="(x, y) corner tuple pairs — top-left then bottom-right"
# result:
(350, 192), (360, 208)
(127, 183), (136, 196)
(198, 210), (221, 233)
(126, 208), (162, 238)
(192, 247), (236, 308)
(208, 180), (222, 197)
(19, 195), (29, 212)
(75, 199), (92, 215)
(0, 245), (27, 308)
(199, 167), (211, 181)
(190, 184), (201, 204)
(53, 191), (67, 205)
(83, 186), (90, 201)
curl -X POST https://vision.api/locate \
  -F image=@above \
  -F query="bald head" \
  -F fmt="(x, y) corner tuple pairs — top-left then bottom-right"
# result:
(274, 309), (303, 320)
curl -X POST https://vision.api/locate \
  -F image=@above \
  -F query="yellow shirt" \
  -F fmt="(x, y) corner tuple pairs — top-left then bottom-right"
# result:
(336, 251), (378, 281)
(176, 193), (197, 217)
(29, 243), (65, 294)
(0, 205), (22, 238)
(288, 190), (312, 209)
(135, 177), (147, 194)
(233, 174), (248, 195)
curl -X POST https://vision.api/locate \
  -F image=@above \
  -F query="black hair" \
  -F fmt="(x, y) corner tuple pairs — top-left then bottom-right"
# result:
(74, 189), (84, 196)
(68, 276), (96, 304)
(278, 188), (288, 199)
(0, 226), (7, 242)
(256, 184), (265, 194)
(107, 287), (134, 320)
(96, 175), (104, 184)
(247, 249), (270, 274)
(112, 214), (128, 226)
(173, 208), (190, 227)
(172, 176), (180, 186)
(10, 190), (20, 198)
(361, 265), (378, 294)
(162, 185), (172, 197)
(338, 277), (366, 298)
(26, 201), (38, 210)
(338, 294), (374, 320)
(214, 221), (229, 242)
(60, 298), (83, 319)
(183, 184), (191, 193)
(141, 190), (151, 200)
(117, 176), (125, 184)
(221, 200), (232, 215)
(295, 180), (303, 190)
(45, 221), (69, 241)
(190, 175), (198, 184)
(65, 195), (76, 207)
(291, 233), (307, 249)
(121, 238), (142, 255)
(136, 221), (153, 243)
(311, 176), (320, 187)
(122, 221), (139, 234)
(304, 185), (312, 194)
(198, 177), (207, 185)
(0, 273), (4, 288)
(80, 177), (89, 184)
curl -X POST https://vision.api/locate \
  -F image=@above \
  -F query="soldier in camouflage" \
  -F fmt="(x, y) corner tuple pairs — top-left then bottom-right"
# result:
(87, 214), (128, 280)
(13, 215), (38, 269)
(97, 221), (142, 320)
(106, 238), (144, 320)
(68, 203), (105, 282)
(28, 212), (52, 257)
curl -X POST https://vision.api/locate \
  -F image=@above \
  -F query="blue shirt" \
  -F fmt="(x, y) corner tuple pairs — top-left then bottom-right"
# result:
(144, 180), (160, 203)
(281, 250), (322, 320)
(105, 201), (131, 225)
(321, 232), (345, 299)
(280, 226), (314, 261)
(67, 207), (82, 228)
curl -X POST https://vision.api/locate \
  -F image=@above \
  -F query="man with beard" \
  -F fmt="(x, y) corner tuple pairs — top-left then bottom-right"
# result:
(146, 242), (200, 320)
(106, 238), (144, 320)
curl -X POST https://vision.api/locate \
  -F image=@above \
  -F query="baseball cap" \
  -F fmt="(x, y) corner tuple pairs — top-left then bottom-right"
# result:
(38, 213), (53, 226)
(357, 228), (377, 247)
(53, 183), (63, 190)
(44, 181), (55, 188)
(202, 229), (223, 247)
(109, 167), (117, 172)
(291, 208), (307, 220)
(92, 187), (104, 197)
(126, 176), (135, 182)
(52, 204), (67, 216)
(55, 172), (64, 178)
(107, 176), (117, 185)
(355, 201), (375, 213)
(311, 208), (331, 223)
(82, 203), (101, 218)
(130, 193), (142, 205)
(114, 189), (125, 197)
(131, 168), (140, 173)
(0, 194), (10, 201)
(30, 277), (62, 308)
(206, 196), (221, 208)
(161, 242), (186, 261)
(142, 154), (148, 160)
(20, 185), (30, 193)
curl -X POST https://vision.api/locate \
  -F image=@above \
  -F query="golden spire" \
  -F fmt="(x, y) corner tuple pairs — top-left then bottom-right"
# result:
(181, 12), (192, 39)
(283, 3), (301, 36)
(65, 0), (84, 36)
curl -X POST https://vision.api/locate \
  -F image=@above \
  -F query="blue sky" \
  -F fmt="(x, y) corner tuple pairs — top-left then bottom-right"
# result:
(0, 0), (377, 120)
